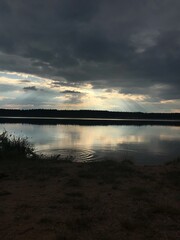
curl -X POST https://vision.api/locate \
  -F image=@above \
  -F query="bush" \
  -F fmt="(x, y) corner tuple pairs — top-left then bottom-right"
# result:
(0, 131), (34, 158)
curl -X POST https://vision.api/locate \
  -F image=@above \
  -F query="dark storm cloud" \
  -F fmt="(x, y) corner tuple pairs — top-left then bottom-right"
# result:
(20, 80), (31, 83)
(23, 86), (52, 93)
(23, 86), (38, 91)
(119, 83), (180, 101)
(0, 0), (11, 14)
(60, 90), (81, 94)
(51, 80), (84, 88)
(0, 0), (180, 102)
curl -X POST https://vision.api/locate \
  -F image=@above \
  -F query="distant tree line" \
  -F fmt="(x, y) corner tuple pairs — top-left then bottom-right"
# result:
(0, 109), (179, 120)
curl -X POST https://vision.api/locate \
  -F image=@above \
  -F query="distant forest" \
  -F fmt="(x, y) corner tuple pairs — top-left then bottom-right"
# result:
(0, 109), (179, 120)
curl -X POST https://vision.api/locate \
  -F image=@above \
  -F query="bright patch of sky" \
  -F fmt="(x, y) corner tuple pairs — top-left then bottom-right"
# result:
(0, 71), (179, 112)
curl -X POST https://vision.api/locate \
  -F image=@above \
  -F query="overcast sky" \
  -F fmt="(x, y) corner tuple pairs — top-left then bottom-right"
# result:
(0, 0), (179, 112)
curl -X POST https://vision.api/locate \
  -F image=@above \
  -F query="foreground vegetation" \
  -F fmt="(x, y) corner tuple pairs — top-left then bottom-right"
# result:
(0, 132), (180, 240)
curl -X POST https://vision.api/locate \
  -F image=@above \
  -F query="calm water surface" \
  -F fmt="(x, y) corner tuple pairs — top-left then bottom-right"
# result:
(1, 123), (180, 165)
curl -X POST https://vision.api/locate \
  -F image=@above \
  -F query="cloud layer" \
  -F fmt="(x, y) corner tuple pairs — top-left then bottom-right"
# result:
(0, 0), (180, 111)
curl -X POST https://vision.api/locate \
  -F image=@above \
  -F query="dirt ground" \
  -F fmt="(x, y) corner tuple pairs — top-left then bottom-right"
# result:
(0, 158), (180, 240)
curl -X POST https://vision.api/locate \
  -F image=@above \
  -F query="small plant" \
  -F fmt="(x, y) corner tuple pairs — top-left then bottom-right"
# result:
(0, 130), (34, 158)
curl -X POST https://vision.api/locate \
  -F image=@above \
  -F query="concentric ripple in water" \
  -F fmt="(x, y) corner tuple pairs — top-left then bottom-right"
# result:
(38, 148), (97, 162)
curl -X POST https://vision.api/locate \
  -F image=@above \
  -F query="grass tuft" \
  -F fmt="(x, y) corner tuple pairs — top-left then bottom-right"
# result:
(0, 130), (34, 159)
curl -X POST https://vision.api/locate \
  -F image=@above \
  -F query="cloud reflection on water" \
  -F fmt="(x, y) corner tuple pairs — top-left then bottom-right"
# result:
(0, 124), (179, 164)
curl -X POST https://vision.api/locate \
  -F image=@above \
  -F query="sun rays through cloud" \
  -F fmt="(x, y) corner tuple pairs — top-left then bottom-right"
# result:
(0, 0), (179, 112)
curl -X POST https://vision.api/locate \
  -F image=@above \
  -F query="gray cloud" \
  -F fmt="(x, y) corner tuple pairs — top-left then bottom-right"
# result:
(60, 90), (82, 94)
(63, 96), (84, 104)
(23, 86), (38, 91)
(0, 0), (180, 107)
(20, 80), (31, 83)
(60, 90), (86, 104)
(0, 84), (19, 92)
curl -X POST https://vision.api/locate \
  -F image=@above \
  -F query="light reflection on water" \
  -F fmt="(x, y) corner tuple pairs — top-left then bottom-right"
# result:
(0, 124), (180, 165)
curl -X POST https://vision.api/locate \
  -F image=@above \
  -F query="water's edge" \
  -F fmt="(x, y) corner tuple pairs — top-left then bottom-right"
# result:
(0, 117), (180, 126)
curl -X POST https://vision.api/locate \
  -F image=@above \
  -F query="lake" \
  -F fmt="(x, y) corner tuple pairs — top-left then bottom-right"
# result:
(0, 123), (180, 165)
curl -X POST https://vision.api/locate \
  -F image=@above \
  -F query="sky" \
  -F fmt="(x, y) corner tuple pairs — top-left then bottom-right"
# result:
(0, 0), (180, 112)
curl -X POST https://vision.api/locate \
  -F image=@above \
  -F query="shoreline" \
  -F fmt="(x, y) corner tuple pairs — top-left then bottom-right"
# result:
(0, 117), (180, 126)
